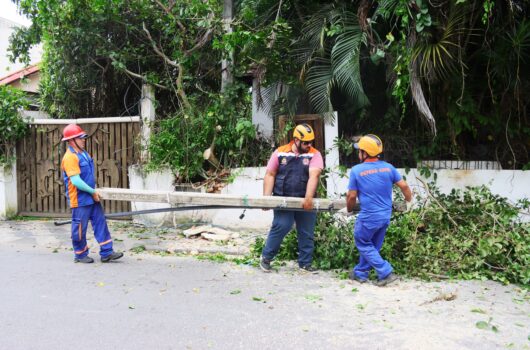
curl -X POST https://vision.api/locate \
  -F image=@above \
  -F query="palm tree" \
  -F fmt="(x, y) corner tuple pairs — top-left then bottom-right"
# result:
(297, 4), (369, 119)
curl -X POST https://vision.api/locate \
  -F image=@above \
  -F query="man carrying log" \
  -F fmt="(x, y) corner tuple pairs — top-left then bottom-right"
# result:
(61, 124), (124, 264)
(260, 124), (324, 273)
(345, 134), (412, 286)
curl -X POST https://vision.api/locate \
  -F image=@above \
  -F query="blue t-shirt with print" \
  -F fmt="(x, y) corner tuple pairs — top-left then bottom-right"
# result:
(347, 160), (402, 222)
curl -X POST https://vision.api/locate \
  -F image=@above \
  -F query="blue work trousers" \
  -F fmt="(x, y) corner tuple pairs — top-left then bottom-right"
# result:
(262, 210), (317, 267)
(71, 203), (113, 258)
(353, 218), (393, 280)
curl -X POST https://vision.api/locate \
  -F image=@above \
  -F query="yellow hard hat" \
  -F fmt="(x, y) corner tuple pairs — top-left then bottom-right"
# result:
(354, 134), (383, 157)
(292, 124), (315, 141)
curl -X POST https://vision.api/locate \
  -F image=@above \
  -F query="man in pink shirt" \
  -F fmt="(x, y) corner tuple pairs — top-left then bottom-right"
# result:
(260, 124), (324, 273)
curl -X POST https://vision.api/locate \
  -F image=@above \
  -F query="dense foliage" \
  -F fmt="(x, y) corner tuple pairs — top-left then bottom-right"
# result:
(233, 0), (530, 168)
(0, 86), (29, 165)
(8, 0), (530, 175)
(10, 0), (271, 180)
(251, 185), (530, 285)
(10, 0), (224, 118)
(147, 83), (272, 181)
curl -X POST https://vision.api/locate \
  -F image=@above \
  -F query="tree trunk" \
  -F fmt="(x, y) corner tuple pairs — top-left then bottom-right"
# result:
(221, 0), (234, 92)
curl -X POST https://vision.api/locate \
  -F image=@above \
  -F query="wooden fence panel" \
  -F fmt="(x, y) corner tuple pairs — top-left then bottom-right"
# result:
(16, 120), (141, 217)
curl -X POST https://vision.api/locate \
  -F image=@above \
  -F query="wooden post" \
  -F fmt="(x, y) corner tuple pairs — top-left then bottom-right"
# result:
(140, 84), (156, 162)
(98, 187), (348, 210)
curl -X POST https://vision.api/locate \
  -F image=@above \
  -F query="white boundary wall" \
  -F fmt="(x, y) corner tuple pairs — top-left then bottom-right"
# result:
(211, 167), (272, 230)
(330, 169), (530, 205)
(216, 168), (530, 229)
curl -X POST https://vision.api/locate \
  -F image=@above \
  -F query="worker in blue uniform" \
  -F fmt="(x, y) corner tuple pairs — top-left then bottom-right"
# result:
(345, 134), (412, 286)
(61, 124), (124, 264)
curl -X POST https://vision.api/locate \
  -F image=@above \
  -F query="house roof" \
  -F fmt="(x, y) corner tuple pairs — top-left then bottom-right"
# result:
(0, 16), (24, 29)
(0, 64), (40, 85)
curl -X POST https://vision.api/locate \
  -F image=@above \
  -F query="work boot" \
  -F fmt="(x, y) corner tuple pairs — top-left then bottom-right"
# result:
(299, 265), (318, 274)
(374, 272), (399, 287)
(259, 257), (272, 272)
(101, 251), (124, 263)
(74, 256), (94, 264)
(348, 270), (367, 284)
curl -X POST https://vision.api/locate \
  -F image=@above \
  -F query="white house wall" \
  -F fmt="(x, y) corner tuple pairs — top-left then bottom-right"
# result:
(0, 17), (42, 75)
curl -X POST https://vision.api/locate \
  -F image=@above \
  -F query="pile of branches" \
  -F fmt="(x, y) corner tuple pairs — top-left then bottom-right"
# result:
(250, 184), (530, 285)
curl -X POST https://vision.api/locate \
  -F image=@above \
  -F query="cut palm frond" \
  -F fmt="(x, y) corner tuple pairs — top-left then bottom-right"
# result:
(410, 67), (437, 135)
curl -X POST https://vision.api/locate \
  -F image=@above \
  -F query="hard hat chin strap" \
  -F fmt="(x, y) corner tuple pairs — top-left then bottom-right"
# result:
(360, 151), (368, 163)
(294, 139), (309, 154)
(360, 150), (379, 163)
(295, 139), (302, 153)
(71, 138), (83, 152)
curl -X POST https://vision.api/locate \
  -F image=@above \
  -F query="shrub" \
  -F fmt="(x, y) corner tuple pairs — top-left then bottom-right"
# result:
(0, 86), (29, 165)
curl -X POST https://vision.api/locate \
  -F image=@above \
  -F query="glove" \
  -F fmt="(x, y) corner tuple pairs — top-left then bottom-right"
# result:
(337, 207), (353, 216)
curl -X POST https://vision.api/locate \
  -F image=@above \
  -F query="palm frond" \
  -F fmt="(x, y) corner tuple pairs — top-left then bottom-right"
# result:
(304, 57), (334, 114)
(295, 4), (336, 61)
(330, 9), (369, 108)
(373, 0), (401, 21)
(299, 6), (369, 113)
(410, 55), (437, 135)
(411, 8), (468, 82)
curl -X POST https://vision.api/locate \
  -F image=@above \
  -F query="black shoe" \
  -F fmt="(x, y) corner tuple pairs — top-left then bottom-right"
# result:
(101, 252), (124, 263)
(374, 272), (399, 287)
(299, 265), (318, 273)
(348, 270), (367, 283)
(74, 256), (94, 264)
(259, 257), (272, 272)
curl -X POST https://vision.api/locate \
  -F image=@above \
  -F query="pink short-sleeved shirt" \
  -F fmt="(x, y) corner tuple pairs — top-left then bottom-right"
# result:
(267, 142), (324, 172)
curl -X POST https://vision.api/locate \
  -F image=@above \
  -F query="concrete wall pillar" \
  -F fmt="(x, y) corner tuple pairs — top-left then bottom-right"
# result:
(140, 84), (156, 163)
(324, 112), (342, 198)
(0, 160), (17, 220)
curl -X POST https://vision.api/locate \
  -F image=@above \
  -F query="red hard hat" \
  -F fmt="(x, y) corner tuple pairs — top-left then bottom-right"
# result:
(62, 124), (87, 141)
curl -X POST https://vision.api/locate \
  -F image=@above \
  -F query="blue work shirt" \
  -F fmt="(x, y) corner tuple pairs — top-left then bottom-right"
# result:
(61, 145), (96, 208)
(347, 159), (402, 222)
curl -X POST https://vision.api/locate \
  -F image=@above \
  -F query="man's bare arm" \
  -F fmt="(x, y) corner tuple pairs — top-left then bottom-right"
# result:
(346, 190), (357, 213)
(395, 179), (412, 202)
(263, 169), (277, 196)
(302, 168), (322, 210)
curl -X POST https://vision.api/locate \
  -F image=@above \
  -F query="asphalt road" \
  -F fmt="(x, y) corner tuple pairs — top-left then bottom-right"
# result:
(0, 221), (528, 350)
(0, 245), (371, 350)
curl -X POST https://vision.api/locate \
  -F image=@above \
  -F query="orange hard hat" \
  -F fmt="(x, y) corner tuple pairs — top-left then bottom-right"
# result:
(62, 124), (87, 141)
